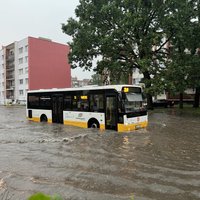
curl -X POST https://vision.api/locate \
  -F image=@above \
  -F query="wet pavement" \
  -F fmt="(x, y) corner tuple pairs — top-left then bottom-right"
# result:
(0, 106), (200, 200)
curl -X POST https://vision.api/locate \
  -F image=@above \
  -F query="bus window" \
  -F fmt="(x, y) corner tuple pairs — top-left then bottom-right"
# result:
(64, 96), (72, 110)
(40, 96), (51, 109)
(124, 93), (143, 112)
(28, 95), (39, 108)
(90, 94), (104, 112)
(118, 94), (124, 113)
(106, 96), (117, 127)
(78, 96), (89, 111)
(72, 96), (78, 111)
(72, 96), (89, 111)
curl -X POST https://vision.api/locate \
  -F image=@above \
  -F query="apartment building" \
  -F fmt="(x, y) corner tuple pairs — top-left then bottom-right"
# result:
(71, 76), (91, 87)
(132, 68), (143, 85)
(0, 37), (71, 104)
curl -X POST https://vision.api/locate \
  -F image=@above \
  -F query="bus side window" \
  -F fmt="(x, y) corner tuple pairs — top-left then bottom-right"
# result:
(28, 95), (39, 108)
(72, 96), (78, 111)
(40, 96), (51, 108)
(90, 94), (104, 112)
(98, 95), (104, 112)
(77, 96), (89, 112)
(90, 95), (97, 112)
(118, 94), (124, 113)
(64, 96), (72, 110)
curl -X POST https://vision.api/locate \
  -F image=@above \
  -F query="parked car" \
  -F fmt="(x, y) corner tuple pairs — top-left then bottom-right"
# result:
(153, 99), (174, 108)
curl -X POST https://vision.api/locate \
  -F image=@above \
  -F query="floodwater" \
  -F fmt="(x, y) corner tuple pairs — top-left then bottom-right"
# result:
(0, 106), (200, 200)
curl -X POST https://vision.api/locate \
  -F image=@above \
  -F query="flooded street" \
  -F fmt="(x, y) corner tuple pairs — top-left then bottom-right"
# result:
(0, 106), (200, 200)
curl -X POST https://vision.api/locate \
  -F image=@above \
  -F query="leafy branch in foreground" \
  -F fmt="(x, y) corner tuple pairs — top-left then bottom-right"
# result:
(28, 193), (63, 200)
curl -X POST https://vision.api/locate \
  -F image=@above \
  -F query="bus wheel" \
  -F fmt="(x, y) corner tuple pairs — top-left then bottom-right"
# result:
(88, 118), (100, 129)
(40, 114), (48, 122)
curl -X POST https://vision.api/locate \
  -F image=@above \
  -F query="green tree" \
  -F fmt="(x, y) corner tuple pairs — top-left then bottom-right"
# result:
(62, 0), (198, 109)
(164, 0), (199, 108)
(188, 1), (200, 108)
(62, 0), (170, 109)
(90, 73), (102, 85)
(188, 53), (200, 108)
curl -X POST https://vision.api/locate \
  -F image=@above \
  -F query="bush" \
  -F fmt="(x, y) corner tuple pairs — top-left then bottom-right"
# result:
(28, 193), (63, 200)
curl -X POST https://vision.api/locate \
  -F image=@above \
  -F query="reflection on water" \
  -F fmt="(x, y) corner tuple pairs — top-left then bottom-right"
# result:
(0, 106), (200, 200)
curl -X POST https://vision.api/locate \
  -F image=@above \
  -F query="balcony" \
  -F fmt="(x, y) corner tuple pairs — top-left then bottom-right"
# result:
(6, 60), (15, 67)
(6, 75), (15, 80)
(6, 95), (14, 100)
(6, 54), (15, 62)
(6, 91), (14, 100)
(6, 79), (15, 90)
(6, 87), (15, 91)
(6, 67), (14, 72)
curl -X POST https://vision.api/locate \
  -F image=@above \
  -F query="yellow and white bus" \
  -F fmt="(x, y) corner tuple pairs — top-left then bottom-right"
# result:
(27, 85), (148, 132)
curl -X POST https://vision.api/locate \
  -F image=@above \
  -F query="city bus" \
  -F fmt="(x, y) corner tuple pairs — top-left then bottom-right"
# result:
(26, 85), (148, 132)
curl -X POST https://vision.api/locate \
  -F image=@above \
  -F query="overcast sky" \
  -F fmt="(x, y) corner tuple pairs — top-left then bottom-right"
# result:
(0, 0), (94, 79)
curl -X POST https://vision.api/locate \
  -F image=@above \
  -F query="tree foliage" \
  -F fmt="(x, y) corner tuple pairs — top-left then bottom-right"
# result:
(164, 0), (200, 107)
(62, 0), (200, 108)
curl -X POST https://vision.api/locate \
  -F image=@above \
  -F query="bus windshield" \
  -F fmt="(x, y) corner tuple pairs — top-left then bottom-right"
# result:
(124, 92), (144, 113)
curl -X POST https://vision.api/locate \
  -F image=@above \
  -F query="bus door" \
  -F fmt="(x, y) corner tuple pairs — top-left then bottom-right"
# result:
(105, 95), (117, 131)
(52, 94), (64, 123)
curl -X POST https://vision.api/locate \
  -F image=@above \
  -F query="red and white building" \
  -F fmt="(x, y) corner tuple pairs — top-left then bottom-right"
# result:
(0, 36), (71, 104)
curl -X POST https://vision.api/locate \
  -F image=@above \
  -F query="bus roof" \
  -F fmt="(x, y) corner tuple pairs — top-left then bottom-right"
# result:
(27, 84), (141, 93)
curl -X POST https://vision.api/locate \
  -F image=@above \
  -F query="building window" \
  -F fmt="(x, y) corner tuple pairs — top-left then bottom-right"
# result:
(19, 79), (23, 85)
(25, 67), (28, 74)
(19, 90), (24, 95)
(19, 47), (23, 54)
(25, 56), (28, 63)
(25, 78), (28, 85)
(25, 45), (28, 52)
(19, 69), (23, 75)
(19, 58), (23, 64)
(10, 80), (14, 86)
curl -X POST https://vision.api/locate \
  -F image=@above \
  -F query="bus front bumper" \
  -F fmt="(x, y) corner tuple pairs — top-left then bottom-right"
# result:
(117, 121), (148, 132)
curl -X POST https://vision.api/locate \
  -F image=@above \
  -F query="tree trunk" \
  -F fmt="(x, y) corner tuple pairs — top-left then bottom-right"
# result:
(143, 71), (153, 110)
(146, 93), (153, 110)
(179, 92), (183, 109)
(128, 74), (132, 85)
(193, 87), (200, 108)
